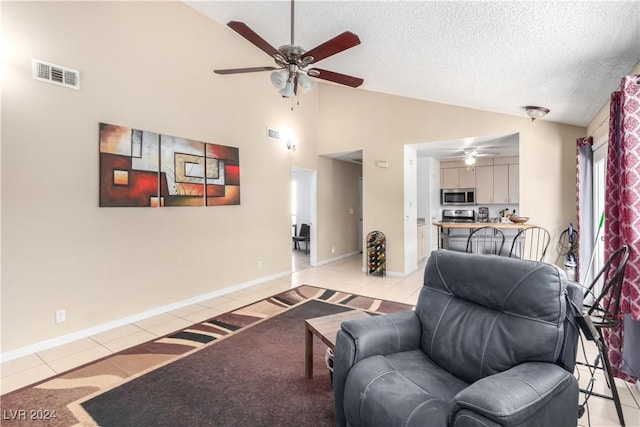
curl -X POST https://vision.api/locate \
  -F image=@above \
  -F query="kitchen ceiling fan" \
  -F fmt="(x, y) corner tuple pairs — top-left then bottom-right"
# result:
(213, 0), (364, 98)
(440, 148), (500, 165)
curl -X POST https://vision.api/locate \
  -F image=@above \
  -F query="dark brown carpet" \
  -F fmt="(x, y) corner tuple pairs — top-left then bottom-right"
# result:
(82, 300), (350, 426)
(1, 286), (412, 426)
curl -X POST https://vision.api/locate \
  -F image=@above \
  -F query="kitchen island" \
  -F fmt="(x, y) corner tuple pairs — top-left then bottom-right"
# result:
(433, 221), (536, 251)
(433, 221), (536, 230)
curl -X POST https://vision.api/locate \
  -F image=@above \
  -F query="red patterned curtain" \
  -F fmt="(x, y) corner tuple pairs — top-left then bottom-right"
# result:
(604, 75), (640, 381)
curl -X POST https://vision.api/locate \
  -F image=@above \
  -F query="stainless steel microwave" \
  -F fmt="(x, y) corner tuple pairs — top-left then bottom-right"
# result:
(441, 188), (475, 205)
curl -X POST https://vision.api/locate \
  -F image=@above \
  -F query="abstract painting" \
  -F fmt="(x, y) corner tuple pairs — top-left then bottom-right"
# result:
(99, 123), (240, 207)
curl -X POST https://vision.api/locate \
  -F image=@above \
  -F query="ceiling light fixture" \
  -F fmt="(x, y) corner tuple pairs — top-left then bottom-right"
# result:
(464, 156), (476, 166)
(524, 106), (550, 121)
(270, 65), (315, 99)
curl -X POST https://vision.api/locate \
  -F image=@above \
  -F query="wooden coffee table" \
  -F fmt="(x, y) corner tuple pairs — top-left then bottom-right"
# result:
(304, 309), (371, 379)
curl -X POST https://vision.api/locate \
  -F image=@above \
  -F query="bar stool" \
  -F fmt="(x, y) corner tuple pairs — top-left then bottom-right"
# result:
(465, 226), (505, 255)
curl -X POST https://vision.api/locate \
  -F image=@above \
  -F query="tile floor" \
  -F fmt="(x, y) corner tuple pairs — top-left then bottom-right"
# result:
(1, 253), (639, 426)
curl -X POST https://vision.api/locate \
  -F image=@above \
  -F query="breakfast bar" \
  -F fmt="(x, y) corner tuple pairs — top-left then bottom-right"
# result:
(433, 221), (535, 230)
(433, 221), (536, 251)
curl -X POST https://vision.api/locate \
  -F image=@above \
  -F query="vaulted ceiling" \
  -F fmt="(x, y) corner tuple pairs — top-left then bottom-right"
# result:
(186, 0), (640, 128)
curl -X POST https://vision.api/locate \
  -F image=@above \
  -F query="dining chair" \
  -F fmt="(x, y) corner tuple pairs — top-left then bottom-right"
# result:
(508, 226), (551, 261)
(292, 223), (310, 254)
(465, 226), (505, 255)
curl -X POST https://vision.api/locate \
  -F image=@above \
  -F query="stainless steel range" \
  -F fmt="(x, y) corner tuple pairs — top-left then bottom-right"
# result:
(442, 209), (476, 223)
(440, 209), (476, 252)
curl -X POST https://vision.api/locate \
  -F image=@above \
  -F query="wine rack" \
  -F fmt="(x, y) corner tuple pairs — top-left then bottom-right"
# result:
(367, 231), (386, 276)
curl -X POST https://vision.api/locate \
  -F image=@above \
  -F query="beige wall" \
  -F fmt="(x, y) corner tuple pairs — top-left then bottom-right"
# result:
(1, 1), (322, 353)
(3, 0), (618, 355)
(317, 85), (585, 273)
(316, 157), (362, 262)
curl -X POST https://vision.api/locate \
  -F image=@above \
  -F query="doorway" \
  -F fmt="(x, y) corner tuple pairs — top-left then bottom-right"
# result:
(291, 167), (317, 271)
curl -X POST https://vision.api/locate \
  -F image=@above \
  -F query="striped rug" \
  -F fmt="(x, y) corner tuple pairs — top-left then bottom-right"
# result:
(0, 286), (411, 426)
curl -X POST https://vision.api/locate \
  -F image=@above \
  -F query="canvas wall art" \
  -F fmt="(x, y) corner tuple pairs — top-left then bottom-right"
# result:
(99, 123), (240, 207)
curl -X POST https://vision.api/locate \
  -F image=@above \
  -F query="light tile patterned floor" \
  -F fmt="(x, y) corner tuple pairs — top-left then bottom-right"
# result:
(1, 253), (639, 426)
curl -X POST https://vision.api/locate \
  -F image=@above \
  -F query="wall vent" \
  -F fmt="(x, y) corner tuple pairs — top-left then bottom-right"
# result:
(266, 127), (282, 141)
(32, 59), (80, 90)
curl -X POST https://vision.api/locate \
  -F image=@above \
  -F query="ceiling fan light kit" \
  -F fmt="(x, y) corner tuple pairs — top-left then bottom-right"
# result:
(214, 0), (363, 99)
(524, 106), (550, 121)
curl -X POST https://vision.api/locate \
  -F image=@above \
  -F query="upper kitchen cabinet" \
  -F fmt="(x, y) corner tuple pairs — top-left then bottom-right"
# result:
(474, 157), (519, 204)
(441, 162), (475, 188)
(475, 165), (494, 203)
(508, 164), (519, 203)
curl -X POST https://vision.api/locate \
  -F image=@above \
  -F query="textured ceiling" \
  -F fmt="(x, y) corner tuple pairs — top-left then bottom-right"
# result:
(186, 1), (640, 128)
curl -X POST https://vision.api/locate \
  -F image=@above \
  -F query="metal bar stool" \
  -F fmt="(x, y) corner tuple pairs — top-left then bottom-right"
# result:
(509, 226), (551, 261)
(465, 226), (505, 255)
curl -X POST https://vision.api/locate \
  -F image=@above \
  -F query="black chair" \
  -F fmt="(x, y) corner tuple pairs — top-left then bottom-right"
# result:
(577, 244), (630, 426)
(465, 226), (505, 255)
(292, 223), (310, 254)
(334, 250), (583, 427)
(509, 226), (551, 261)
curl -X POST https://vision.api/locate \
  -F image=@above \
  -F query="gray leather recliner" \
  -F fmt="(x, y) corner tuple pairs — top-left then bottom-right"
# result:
(333, 250), (583, 427)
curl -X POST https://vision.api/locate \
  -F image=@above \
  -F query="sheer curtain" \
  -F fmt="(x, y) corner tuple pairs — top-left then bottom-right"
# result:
(576, 136), (593, 283)
(604, 75), (640, 382)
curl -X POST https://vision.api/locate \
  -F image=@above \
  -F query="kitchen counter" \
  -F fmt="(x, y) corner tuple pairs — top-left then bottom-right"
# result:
(433, 221), (535, 251)
(433, 221), (535, 230)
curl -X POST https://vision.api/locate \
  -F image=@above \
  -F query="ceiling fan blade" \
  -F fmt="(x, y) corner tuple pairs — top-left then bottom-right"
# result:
(303, 32), (361, 64)
(227, 21), (280, 58)
(308, 68), (363, 88)
(214, 66), (279, 75)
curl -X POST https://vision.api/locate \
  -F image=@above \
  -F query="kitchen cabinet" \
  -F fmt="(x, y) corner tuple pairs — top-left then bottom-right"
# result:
(508, 164), (519, 203)
(493, 165), (509, 203)
(441, 167), (475, 189)
(475, 166), (494, 203)
(417, 223), (426, 261)
(475, 163), (519, 204)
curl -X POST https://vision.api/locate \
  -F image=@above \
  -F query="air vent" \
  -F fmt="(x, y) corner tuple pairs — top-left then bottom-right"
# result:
(266, 127), (282, 141)
(32, 59), (80, 90)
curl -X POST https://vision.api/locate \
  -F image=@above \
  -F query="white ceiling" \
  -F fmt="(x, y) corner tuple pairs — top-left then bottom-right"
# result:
(186, 0), (639, 161)
(186, 0), (640, 129)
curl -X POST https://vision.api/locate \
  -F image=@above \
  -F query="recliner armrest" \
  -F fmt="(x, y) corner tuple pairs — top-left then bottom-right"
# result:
(451, 362), (579, 427)
(341, 310), (421, 360)
(333, 310), (420, 427)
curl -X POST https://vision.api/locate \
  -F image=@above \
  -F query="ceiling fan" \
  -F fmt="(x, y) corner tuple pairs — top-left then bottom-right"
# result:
(213, 0), (364, 98)
(440, 148), (500, 165)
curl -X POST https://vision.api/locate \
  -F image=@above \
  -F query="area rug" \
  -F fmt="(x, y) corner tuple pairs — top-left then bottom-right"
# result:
(0, 286), (411, 426)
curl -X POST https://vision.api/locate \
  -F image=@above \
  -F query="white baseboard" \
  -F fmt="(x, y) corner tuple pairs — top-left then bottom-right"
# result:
(0, 270), (291, 364)
(314, 251), (360, 266)
(315, 252), (417, 278)
(359, 266), (411, 278)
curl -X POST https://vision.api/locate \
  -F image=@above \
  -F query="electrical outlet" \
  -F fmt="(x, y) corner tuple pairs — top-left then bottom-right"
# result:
(257, 261), (263, 269)
(55, 309), (66, 323)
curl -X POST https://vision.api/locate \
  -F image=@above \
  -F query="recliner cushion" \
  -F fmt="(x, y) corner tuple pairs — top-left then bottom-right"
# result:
(343, 350), (469, 426)
(417, 251), (568, 384)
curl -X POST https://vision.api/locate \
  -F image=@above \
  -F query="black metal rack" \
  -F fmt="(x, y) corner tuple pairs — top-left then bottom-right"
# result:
(367, 231), (386, 276)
